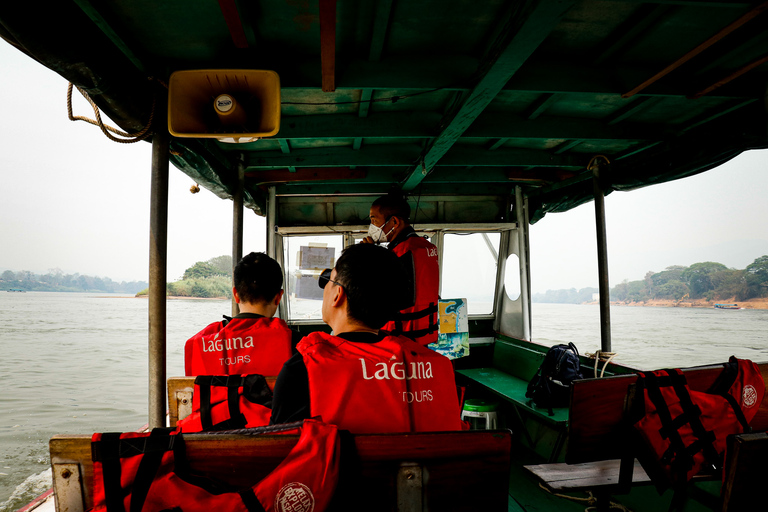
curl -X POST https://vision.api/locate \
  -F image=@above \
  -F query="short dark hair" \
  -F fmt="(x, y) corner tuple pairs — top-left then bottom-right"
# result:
(372, 192), (410, 222)
(233, 252), (283, 304)
(334, 244), (406, 329)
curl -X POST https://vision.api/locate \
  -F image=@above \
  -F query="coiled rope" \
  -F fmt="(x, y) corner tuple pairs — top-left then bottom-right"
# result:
(586, 350), (617, 378)
(67, 82), (155, 143)
(538, 483), (633, 512)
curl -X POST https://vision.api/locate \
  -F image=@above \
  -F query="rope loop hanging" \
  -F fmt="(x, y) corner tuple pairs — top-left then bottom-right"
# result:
(586, 349), (618, 378)
(67, 83), (155, 144)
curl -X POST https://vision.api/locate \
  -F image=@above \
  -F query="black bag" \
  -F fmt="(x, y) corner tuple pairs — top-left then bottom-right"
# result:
(526, 342), (583, 415)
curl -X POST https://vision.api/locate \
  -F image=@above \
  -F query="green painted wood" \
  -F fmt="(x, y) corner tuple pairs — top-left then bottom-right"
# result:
(457, 368), (569, 425)
(401, 0), (576, 190)
(72, 0), (147, 73)
(367, 0), (393, 62)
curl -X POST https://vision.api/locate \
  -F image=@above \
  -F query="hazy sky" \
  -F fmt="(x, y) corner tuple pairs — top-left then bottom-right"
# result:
(2, 43), (767, 292)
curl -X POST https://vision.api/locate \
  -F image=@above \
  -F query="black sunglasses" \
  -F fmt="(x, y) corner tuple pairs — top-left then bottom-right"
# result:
(318, 268), (343, 290)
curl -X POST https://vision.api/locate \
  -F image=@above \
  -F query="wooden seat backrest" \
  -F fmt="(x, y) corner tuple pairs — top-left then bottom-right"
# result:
(50, 429), (512, 512)
(721, 431), (768, 512)
(567, 362), (768, 464)
(167, 376), (277, 427)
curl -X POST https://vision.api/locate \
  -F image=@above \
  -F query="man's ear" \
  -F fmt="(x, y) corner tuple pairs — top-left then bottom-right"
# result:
(232, 287), (241, 304)
(274, 289), (284, 305)
(331, 284), (345, 307)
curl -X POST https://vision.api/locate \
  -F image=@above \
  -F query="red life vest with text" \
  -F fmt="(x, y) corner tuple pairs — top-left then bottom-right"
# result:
(91, 419), (340, 512)
(185, 316), (293, 376)
(382, 235), (439, 346)
(632, 357), (764, 489)
(176, 375), (273, 433)
(298, 331), (463, 433)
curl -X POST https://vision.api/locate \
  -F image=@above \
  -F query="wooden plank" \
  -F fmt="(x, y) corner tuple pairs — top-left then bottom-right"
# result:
(50, 430), (511, 512)
(319, 0), (336, 92)
(622, 2), (768, 98)
(567, 362), (768, 464)
(525, 459), (651, 491)
(216, 0), (249, 49)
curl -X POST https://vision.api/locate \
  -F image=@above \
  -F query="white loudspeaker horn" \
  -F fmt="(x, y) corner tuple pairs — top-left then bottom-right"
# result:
(168, 69), (280, 143)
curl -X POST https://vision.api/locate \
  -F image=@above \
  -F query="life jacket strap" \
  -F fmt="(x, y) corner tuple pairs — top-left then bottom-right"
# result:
(195, 375), (248, 431)
(239, 489), (267, 512)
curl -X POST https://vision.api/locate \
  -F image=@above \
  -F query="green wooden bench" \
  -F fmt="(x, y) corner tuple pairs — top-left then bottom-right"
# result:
(456, 339), (570, 461)
(525, 362), (768, 511)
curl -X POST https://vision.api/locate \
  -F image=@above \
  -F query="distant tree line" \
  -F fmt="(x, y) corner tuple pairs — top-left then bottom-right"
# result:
(533, 255), (768, 304)
(0, 268), (148, 294)
(137, 255), (233, 299)
(612, 255), (768, 303)
(533, 287), (599, 304)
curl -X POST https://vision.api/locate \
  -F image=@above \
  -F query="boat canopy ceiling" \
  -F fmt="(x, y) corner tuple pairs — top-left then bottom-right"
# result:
(2, 0), (767, 223)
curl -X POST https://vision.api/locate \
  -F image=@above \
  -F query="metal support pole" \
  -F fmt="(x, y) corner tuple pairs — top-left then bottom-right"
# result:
(591, 158), (612, 353)
(148, 112), (169, 429)
(267, 186), (277, 258)
(515, 186), (531, 341)
(232, 157), (245, 317)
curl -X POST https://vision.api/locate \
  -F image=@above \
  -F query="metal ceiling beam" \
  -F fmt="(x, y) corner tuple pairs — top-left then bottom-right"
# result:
(270, 112), (655, 141)
(270, 182), (520, 197)
(399, 0), (570, 190)
(244, 145), (582, 168)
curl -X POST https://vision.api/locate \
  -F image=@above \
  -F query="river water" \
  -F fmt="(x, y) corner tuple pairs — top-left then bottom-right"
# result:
(1, 292), (766, 510)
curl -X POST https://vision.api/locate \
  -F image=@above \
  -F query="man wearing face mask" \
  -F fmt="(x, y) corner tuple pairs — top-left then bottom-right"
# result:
(360, 192), (439, 346)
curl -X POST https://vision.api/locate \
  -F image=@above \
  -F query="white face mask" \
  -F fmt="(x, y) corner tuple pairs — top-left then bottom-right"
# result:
(368, 218), (395, 243)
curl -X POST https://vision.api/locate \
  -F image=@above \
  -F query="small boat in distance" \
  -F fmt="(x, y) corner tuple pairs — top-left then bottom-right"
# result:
(7, 288), (26, 292)
(714, 303), (741, 309)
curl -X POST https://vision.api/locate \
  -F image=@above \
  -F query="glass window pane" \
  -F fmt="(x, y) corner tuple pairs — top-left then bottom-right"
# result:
(282, 235), (344, 320)
(441, 233), (500, 315)
(504, 253), (521, 301)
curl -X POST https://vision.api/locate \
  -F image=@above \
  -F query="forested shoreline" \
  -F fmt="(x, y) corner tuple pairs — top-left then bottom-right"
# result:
(0, 269), (147, 294)
(534, 255), (768, 304)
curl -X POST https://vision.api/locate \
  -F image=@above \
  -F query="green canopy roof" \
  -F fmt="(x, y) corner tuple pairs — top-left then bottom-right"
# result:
(2, 0), (766, 222)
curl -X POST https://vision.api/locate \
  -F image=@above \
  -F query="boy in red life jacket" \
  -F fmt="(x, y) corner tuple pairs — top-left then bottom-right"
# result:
(270, 243), (463, 433)
(361, 193), (439, 346)
(184, 252), (301, 376)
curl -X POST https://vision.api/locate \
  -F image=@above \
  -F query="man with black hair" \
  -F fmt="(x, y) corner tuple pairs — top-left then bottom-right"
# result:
(184, 252), (299, 376)
(270, 243), (463, 433)
(361, 192), (439, 346)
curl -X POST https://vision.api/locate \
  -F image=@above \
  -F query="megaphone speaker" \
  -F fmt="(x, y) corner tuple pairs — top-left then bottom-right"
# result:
(168, 69), (280, 143)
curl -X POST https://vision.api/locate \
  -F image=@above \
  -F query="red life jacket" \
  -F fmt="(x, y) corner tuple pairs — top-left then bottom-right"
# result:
(185, 316), (293, 376)
(383, 235), (439, 346)
(632, 357), (764, 489)
(176, 375), (273, 433)
(298, 331), (463, 433)
(91, 419), (340, 512)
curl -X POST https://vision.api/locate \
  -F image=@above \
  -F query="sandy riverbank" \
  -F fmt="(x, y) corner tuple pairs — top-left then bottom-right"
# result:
(135, 295), (229, 300)
(605, 298), (768, 310)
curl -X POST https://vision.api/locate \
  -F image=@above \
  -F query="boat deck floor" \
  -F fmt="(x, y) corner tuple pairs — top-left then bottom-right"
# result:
(507, 442), (722, 512)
